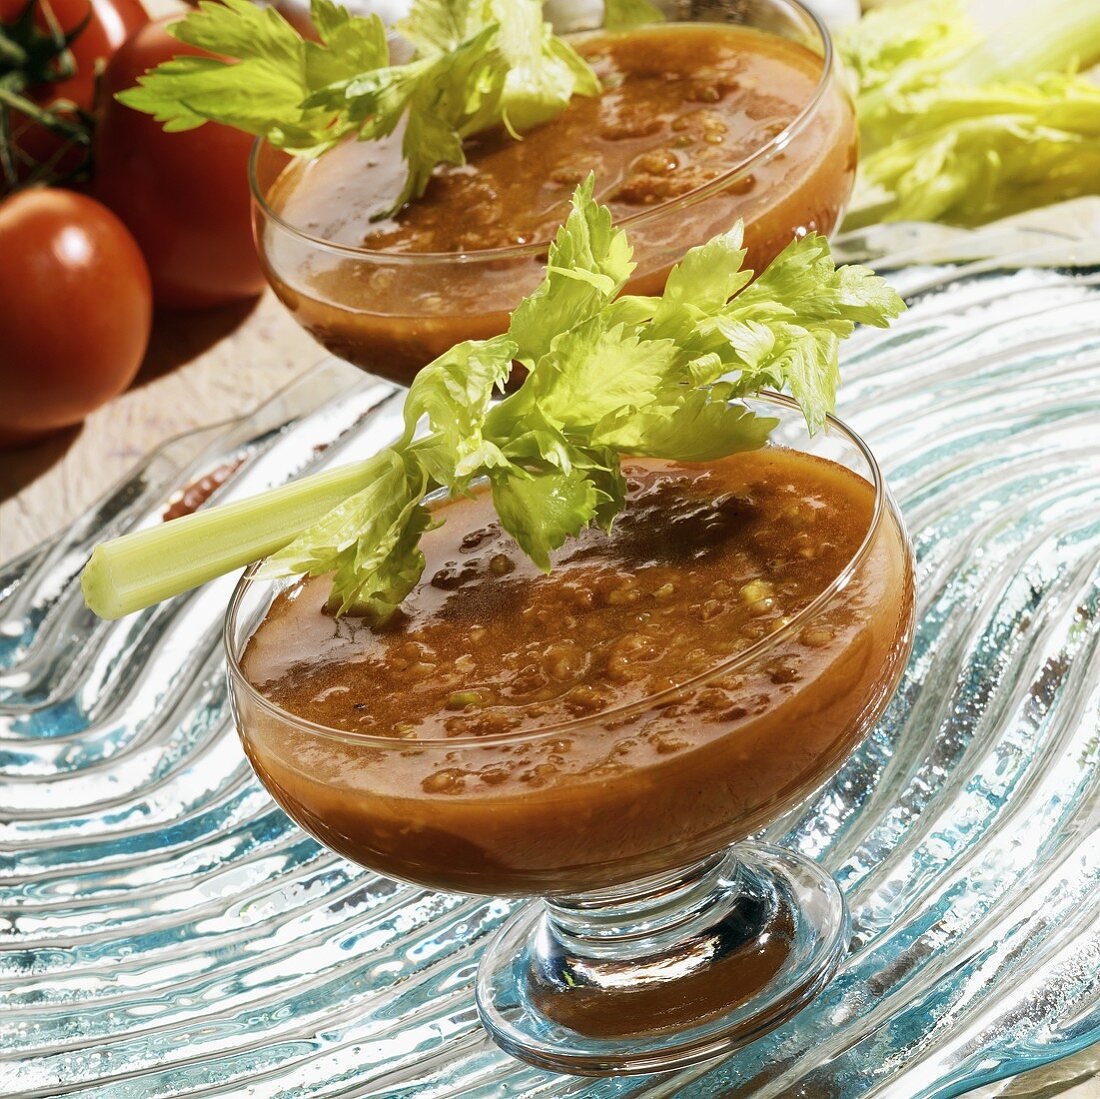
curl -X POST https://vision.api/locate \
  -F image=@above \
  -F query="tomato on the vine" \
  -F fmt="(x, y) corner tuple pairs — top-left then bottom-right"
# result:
(0, 0), (148, 187)
(0, 188), (152, 446)
(94, 19), (265, 310)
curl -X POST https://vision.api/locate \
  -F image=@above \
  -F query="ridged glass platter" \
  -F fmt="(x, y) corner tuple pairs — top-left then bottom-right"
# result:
(2, 206), (1099, 1099)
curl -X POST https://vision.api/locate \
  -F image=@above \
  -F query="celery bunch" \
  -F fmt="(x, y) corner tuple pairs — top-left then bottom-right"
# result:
(841, 0), (1100, 229)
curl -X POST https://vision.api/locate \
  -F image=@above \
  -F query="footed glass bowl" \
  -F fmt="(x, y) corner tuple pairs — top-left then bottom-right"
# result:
(249, 0), (856, 383)
(224, 395), (915, 1075)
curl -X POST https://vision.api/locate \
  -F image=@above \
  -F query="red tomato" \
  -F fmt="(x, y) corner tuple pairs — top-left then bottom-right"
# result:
(0, 189), (152, 446)
(94, 19), (266, 310)
(0, 0), (148, 186)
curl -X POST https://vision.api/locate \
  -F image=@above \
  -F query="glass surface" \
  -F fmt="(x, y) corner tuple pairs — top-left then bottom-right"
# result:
(1, 234), (1099, 1094)
(249, 0), (857, 383)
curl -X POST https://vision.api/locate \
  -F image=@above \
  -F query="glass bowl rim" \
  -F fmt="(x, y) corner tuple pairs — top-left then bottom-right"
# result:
(247, 0), (837, 265)
(223, 391), (890, 750)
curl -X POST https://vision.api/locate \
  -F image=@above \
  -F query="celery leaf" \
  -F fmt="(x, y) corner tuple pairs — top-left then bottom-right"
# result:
(508, 175), (636, 365)
(83, 182), (905, 623)
(259, 189), (903, 618)
(119, 0), (601, 216)
(491, 466), (600, 571)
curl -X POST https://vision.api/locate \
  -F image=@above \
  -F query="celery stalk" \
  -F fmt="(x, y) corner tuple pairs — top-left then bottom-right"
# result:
(81, 457), (383, 620)
(839, 0), (1100, 230)
(959, 0), (1100, 82)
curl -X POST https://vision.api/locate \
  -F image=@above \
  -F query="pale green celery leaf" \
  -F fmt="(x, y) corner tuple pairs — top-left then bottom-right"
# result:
(261, 450), (430, 619)
(494, 406), (580, 472)
(408, 432), (510, 491)
(170, 0), (301, 66)
(547, 266), (619, 294)
(685, 351), (725, 387)
(530, 317), (680, 432)
(711, 312), (839, 434)
(731, 233), (843, 321)
(547, 35), (602, 99)
(489, 407), (630, 547)
(119, 0), (369, 150)
(640, 229), (753, 356)
(700, 234), (903, 431)
(334, 501), (435, 618)
(118, 57), (284, 134)
(489, 399), (621, 514)
(403, 335), (516, 442)
(585, 452), (628, 529)
(503, 422), (620, 483)
(594, 385), (775, 461)
(325, 61), (427, 132)
(259, 450), (409, 575)
(495, 0), (599, 134)
(508, 176), (636, 364)
(491, 466), (600, 571)
(604, 0), (664, 31)
(602, 295), (659, 328)
(397, 0), (493, 56)
(633, 298), (730, 371)
(397, 112), (466, 209)
(707, 316), (780, 376)
(402, 335), (517, 485)
(832, 262), (914, 326)
(656, 226), (750, 315)
(774, 332), (842, 434)
(383, 25), (507, 210)
(306, 0), (389, 84)
(314, 45), (481, 213)
(751, 324), (841, 433)
(119, 57), (332, 144)
(736, 233), (904, 330)
(846, 75), (1100, 228)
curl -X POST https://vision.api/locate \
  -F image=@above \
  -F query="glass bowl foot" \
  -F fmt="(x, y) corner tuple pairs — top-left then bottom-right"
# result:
(475, 844), (849, 1076)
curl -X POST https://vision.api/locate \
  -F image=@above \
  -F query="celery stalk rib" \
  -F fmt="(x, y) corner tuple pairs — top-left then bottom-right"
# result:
(80, 459), (379, 620)
(961, 0), (1100, 82)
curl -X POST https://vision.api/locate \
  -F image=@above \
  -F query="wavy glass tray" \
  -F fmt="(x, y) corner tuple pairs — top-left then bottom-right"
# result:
(2, 215), (1099, 1098)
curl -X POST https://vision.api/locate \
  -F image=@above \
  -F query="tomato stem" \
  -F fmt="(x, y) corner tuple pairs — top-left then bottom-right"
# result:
(0, 84), (87, 138)
(0, 102), (15, 186)
(0, 0), (98, 189)
(0, 36), (28, 68)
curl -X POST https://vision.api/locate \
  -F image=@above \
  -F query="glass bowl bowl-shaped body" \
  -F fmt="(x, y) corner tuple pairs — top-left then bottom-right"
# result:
(249, 0), (857, 385)
(225, 395), (914, 1076)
